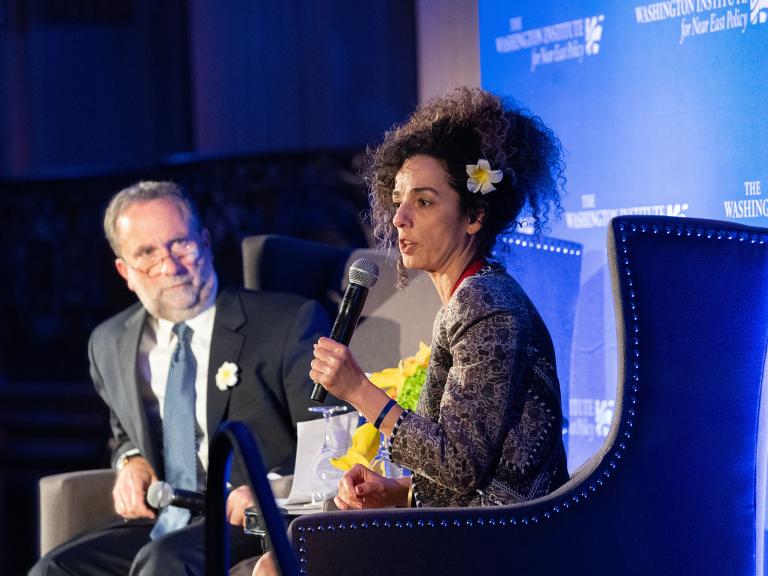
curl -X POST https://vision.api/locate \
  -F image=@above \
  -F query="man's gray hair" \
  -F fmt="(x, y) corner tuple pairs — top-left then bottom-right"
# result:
(103, 181), (203, 257)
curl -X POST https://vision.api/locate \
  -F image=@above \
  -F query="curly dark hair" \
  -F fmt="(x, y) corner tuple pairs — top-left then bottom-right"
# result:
(363, 87), (565, 284)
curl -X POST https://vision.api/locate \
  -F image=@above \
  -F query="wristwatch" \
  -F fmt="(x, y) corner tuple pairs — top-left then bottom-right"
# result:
(116, 451), (141, 471)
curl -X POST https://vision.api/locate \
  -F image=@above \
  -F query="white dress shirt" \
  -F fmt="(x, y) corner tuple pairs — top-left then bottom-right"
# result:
(137, 305), (217, 484)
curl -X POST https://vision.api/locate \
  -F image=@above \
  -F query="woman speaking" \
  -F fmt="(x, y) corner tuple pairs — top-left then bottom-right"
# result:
(311, 86), (569, 509)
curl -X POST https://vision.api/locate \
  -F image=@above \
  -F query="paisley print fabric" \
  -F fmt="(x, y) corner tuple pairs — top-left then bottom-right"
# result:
(389, 264), (569, 507)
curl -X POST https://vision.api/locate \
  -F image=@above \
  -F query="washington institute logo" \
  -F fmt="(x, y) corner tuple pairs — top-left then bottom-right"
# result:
(723, 179), (767, 221)
(585, 15), (605, 55)
(753, 0), (768, 24)
(569, 398), (615, 440)
(564, 194), (690, 230)
(634, 0), (766, 44)
(494, 14), (606, 72)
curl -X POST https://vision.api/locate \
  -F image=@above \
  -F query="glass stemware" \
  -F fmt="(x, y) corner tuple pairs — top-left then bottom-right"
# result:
(307, 405), (349, 504)
(369, 431), (404, 479)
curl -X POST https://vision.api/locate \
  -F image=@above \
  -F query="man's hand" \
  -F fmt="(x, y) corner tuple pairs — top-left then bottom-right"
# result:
(226, 484), (255, 527)
(112, 456), (158, 519)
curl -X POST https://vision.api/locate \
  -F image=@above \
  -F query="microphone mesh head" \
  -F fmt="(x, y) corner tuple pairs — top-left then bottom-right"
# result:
(146, 481), (173, 509)
(348, 258), (379, 288)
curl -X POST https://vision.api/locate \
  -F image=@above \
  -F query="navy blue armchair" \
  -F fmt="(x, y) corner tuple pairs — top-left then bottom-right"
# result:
(286, 216), (768, 575)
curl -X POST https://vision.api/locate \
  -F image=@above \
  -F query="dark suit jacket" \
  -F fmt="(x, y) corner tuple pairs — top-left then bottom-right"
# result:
(88, 287), (331, 486)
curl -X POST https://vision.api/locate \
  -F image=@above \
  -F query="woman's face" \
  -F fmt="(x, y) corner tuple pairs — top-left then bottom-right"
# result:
(392, 155), (480, 275)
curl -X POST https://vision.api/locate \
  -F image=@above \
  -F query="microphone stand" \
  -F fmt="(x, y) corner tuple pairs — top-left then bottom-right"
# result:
(206, 421), (299, 576)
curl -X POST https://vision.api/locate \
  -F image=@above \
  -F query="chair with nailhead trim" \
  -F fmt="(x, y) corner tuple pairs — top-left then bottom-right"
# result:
(285, 215), (768, 576)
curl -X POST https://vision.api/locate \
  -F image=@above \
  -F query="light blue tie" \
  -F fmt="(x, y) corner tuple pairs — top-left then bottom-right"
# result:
(151, 322), (198, 539)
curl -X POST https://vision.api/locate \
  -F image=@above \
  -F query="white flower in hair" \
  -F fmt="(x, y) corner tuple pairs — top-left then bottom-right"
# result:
(215, 361), (239, 391)
(466, 159), (503, 194)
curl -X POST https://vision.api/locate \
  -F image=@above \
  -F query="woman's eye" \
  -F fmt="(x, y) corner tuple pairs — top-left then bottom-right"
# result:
(418, 199), (431, 207)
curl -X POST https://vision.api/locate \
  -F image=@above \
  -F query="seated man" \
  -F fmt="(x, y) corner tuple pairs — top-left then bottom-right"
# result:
(31, 181), (332, 575)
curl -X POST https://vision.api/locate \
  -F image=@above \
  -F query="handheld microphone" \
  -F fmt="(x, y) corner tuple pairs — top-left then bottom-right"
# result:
(311, 257), (379, 402)
(146, 480), (205, 513)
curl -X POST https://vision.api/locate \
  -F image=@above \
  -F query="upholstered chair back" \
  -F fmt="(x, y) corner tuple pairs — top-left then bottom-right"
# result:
(241, 235), (350, 320)
(594, 216), (768, 574)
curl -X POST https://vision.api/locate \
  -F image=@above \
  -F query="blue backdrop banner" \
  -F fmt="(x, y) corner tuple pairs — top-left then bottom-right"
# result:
(479, 0), (768, 468)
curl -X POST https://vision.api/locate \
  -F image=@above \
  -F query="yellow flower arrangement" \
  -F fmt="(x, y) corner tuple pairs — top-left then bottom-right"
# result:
(330, 342), (430, 472)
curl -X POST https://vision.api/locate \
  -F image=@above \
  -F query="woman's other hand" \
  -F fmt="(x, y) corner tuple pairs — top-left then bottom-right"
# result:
(334, 464), (410, 510)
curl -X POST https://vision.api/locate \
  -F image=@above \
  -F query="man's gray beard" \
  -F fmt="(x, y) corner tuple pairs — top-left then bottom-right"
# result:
(152, 272), (218, 323)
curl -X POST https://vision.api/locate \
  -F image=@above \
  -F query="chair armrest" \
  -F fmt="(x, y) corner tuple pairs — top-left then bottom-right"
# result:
(39, 468), (119, 556)
(39, 471), (293, 560)
(286, 477), (595, 576)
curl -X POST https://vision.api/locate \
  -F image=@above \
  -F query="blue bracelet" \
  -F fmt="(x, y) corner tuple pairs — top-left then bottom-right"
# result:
(373, 398), (397, 429)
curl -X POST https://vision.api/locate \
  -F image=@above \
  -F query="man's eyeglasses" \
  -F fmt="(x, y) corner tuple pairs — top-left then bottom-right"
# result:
(123, 239), (200, 278)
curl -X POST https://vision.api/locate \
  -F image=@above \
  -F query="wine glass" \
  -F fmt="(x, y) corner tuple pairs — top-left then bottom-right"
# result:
(307, 405), (349, 504)
(369, 431), (404, 479)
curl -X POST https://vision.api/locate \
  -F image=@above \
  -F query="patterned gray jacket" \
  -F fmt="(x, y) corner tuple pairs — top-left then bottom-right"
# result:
(389, 264), (569, 507)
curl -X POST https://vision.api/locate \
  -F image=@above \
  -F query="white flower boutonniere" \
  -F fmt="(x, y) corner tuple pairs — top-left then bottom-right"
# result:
(466, 159), (503, 194)
(215, 361), (239, 391)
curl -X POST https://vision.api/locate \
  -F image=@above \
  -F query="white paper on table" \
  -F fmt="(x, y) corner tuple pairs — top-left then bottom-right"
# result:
(276, 498), (325, 514)
(286, 410), (359, 504)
